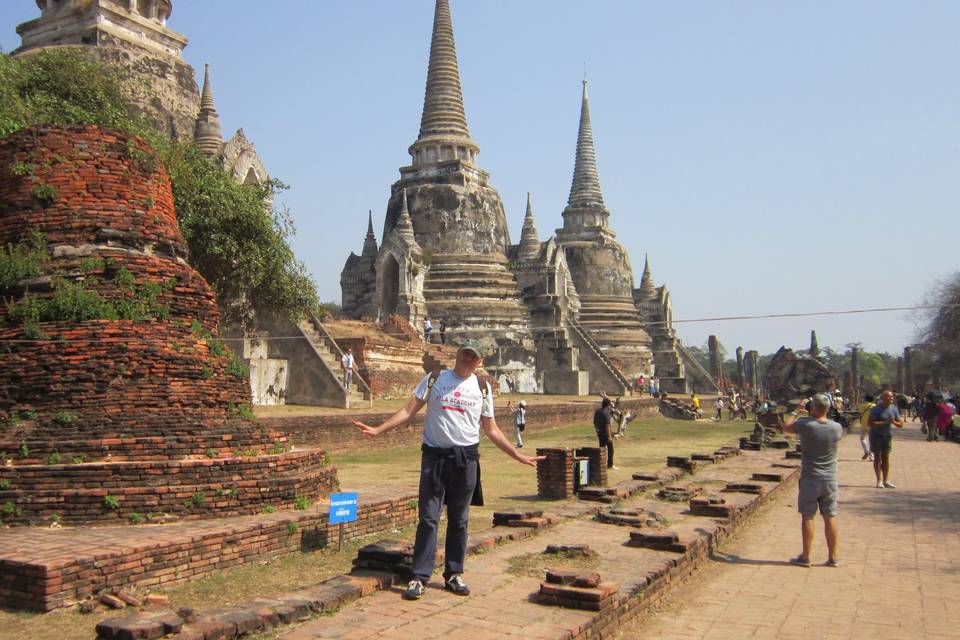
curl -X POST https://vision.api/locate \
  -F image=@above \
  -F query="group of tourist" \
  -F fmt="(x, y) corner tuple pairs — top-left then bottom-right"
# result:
(634, 374), (660, 396)
(422, 317), (447, 344)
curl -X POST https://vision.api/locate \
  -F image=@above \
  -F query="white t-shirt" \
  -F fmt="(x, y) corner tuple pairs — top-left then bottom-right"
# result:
(413, 370), (494, 447)
(341, 353), (354, 370)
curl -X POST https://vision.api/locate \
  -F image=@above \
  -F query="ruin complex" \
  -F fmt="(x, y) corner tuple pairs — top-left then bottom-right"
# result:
(342, 0), (715, 395)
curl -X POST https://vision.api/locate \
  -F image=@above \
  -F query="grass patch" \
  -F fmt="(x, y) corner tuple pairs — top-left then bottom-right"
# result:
(506, 549), (600, 579)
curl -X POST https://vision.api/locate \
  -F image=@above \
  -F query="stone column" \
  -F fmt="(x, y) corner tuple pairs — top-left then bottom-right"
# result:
(708, 335), (721, 382)
(735, 347), (745, 392)
(744, 352), (754, 394)
(842, 370), (853, 398)
(904, 346), (914, 395)
(850, 347), (860, 404)
(749, 350), (761, 395)
(896, 357), (905, 393)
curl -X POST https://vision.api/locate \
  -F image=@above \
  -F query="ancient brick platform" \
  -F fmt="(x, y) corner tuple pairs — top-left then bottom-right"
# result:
(0, 126), (338, 532)
(0, 486), (416, 611)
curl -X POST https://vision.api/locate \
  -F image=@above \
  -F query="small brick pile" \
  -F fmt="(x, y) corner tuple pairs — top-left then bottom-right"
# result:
(691, 452), (720, 463)
(689, 496), (737, 518)
(723, 482), (765, 495)
(657, 485), (702, 502)
(627, 530), (688, 553)
(492, 509), (551, 528)
(666, 456), (699, 473)
(739, 437), (763, 451)
(536, 568), (619, 612)
(353, 540), (418, 577)
(536, 448), (575, 499)
(752, 472), (785, 483)
(785, 450), (803, 459)
(595, 507), (663, 528)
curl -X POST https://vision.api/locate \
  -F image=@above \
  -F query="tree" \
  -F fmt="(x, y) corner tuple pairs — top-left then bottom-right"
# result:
(0, 50), (319, 326)
(915, 272), (960, 384)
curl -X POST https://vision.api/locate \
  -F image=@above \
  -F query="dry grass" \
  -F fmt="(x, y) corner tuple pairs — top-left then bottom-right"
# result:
(0, 415), (751, 640)
(506, 549), (600, 579)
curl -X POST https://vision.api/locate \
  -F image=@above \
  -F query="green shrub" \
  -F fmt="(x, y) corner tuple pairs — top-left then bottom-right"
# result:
(46, 451), (62, 465)
(0, 479), (12, 490)
(286, 521), (299, 536)
(18, 410), (37, 420)
(226, 356), (249, 381)
(128, 512), (144, 524)
(215, 487), (234, 498)
(78, 257), (105, 273)
(71, 455), (85, 465)
(262, 505), (276, 514)
(206, 448), (217, 459)
(270, 441), (285, 455)
(190, 492), (205, 507)
(103, 495), (120, 509)
(209, 339), (226, 356)
(9, 160), (36, 176)
(1, 501), (22, 520)
(18, 443), (29, 459)
(293, 496), (311, 511)
(235, 404), (255, 420)
(49, 513), (60, 525)
(53, 410), (76, 425)
(0, 232), (47, 288)
(30, 182), (58, 207)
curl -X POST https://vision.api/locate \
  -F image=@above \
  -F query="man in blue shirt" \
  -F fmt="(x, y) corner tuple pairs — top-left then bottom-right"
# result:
(869, 390), (904, 488)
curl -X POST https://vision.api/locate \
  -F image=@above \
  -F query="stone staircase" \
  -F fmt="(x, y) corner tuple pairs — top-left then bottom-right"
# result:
(296, 315), (372, 408)
(676, 342), (721, 394)
(566, 317), (632, 395)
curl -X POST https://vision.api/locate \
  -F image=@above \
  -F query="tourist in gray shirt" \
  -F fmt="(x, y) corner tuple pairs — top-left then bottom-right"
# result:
(782, 393), (843, 568)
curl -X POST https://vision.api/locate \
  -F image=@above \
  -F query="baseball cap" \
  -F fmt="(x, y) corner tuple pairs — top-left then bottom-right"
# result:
(459, 340), (485, 358)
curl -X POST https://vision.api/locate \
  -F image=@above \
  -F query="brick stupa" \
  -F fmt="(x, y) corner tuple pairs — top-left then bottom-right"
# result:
(0, 125), (336, 526)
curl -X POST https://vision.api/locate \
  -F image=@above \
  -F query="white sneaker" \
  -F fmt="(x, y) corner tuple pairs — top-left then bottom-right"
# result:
(883, 481), (896, 489)
(609, 465), (620, 470)
(876, 481), (885, 489)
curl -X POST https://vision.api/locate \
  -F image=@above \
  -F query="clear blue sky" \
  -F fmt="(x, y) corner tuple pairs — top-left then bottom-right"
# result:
(3, 1), (957, 356)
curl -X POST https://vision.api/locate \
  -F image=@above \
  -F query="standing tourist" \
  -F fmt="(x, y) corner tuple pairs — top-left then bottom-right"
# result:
(354, 341), (543, 600)
(438, 318), (447, 344)
(690, 393), (701, 419)
(870, 390), (904, 488)
(714, 397), (724, 421)
(936, 397), (955, 441)
(636, 374), (645, 396)
(506, 399), (527, 448)
(782, 394), (843, 567)
(922, 392), (940, 442)
(594, 398), (618, 470)
(857, 394), (876, 461)
(423, 317), (433, 343)
(341, 347), (355, 394)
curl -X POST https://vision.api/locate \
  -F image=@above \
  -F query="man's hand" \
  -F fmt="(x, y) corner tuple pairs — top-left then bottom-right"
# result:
(353, 420), (381, 436)
(518, 453), (547, 467)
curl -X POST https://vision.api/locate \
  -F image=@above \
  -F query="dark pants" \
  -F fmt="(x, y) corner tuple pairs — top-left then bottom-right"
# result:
(599, 437), (614, 467)
(411, 452), (477, 583)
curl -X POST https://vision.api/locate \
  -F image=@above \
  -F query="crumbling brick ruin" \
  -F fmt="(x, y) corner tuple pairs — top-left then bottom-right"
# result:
(0, 125), (336, 526)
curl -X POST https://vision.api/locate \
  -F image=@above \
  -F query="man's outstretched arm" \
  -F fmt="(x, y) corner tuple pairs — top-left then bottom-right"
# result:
(481, 416), (544, 466)
(354, 396), (426, 436)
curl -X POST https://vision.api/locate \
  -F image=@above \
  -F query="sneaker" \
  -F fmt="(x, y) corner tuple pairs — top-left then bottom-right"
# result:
(444, 574), (470, 596)
(402, 579), (425, 600)
(883, 481), (896, 489)
(861, 453), (870, 460)
(824, 558), (840, 568)
(876, 481), (885, 489)
(516, 443), (523, 448)
(609, 465), (620, 470)
(789, 555), (811, 567)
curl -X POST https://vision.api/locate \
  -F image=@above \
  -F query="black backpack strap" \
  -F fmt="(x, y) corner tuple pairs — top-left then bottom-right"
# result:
(474, 373), (489, 399)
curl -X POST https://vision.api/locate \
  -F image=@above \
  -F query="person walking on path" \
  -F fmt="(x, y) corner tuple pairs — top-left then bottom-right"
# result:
(782, 393), (843, 567)
(870, 390), (904, 488)
(506, 399), (527, 448)
(594, 398), (618, 470)
(341, 347), (355, 395)
(354, 341), (542, 601)
(438, 318), (446, 345)
(857, 394), (876, 461)
(714, 397), (724, 421)
(922, 392), (941, 442)
(636, 374), (645, 396)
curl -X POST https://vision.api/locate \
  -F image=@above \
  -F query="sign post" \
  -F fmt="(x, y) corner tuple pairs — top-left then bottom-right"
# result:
(328, 492), (358, 552)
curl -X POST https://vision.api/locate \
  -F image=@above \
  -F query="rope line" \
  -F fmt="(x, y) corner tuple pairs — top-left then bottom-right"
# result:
(0, 303), (951, 345)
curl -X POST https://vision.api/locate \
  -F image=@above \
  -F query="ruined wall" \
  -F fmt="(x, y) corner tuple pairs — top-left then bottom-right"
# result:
(563, 240), (636, 299)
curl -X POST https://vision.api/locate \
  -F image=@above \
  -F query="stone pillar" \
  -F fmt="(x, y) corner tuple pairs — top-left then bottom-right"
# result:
(735, 347), (745, 392)
(748, 350), (761, 396)
(842, 370), (853, 399)
(536, 448), (574, 499)
(744, 352), (754, 394)
(851, 347), (860, 404)
(708, 335), (721, 382)
(904, 346), (914, 395)
(896, 357), (905, 393)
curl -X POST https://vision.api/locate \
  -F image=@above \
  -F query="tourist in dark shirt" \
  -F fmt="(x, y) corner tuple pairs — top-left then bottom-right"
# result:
(593, 398), (618, 470)
(870, 390), (904, 488)
(782, 393), (843, 567)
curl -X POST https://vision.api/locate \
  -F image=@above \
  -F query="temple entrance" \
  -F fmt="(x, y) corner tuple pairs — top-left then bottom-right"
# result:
(381, 254), (400, 317)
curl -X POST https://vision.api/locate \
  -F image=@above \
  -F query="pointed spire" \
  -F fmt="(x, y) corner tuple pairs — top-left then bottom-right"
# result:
(638, 254), (656, 299)
(566, 79), (606, 211)
(361, 210), (378, 258)
(408, 0), (479, 166)
(395, 189), (418, 245)
(809, 330), (820, 358)
(517, 192), (541, 260)
(194, 64), (223, 158)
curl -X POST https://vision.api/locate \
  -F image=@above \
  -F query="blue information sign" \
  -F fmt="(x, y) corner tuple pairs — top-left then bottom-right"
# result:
(328, 492), (358, 525)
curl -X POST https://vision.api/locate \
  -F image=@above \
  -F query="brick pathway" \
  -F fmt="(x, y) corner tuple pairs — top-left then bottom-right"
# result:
(626, 425), (960, 640)
(275, 448), (797, 639)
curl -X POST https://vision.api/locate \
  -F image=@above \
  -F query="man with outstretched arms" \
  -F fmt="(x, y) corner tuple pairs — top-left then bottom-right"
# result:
(354, 340), (543, 600)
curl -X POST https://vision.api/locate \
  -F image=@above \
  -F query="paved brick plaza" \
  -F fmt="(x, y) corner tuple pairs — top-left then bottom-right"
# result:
(630, 424), (960, 640)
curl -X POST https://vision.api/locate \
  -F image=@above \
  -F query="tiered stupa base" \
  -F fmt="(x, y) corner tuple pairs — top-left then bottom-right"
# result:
(577, 295), (653, 377)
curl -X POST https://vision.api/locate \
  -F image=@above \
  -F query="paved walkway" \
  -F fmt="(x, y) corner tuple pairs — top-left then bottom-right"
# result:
(626, 424), (960, 640)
